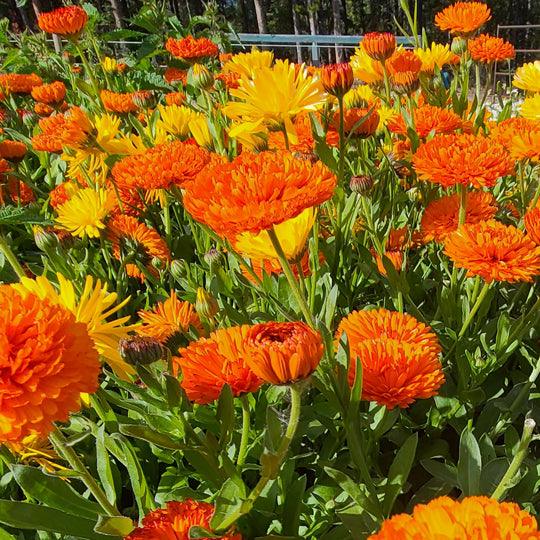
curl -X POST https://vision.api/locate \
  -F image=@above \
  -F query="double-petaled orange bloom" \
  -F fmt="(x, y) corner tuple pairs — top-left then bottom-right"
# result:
(444, 219), (540, 282)
(413, 133), (513, 189)
(165, 35), (219, 62)
(38, 6), (88, 36)
(435, 2), (491, 36)
(421, 191), (498, 243)
(373, 227), (410, 275)
(333, 107), (380, 137)
(0, 73), (42, 94)
(31, 81), (66, 104)
(525, 204), (540, 245)
(100, 90), (151, 114)
(184, 150), (336, 239)
(388, 104), (462, 138)
(387, 50), (422, 92)
(0, 285), (100, 442)
(0, 140), (27, 161)
(468, 34), (515, 63)
(126, 500), (242, 540)
(335, 308), (443, 409)
(369, 496), (540, 539)
(112, 140), (211, 191)
(164, 67), (188, 85)
(361, 32), (396, 62)
(107, 214), (171, 282)
(320, 63), (354, 97)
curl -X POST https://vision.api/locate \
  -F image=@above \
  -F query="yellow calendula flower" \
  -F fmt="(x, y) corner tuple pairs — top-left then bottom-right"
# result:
(350, 47), (384, 84)
(102, 56), (120, 72)
(56, 187), (115, 238)
(223, 59), (325, 143)
(415, 43), (459, 73)
(189, 117), (213, 149)
(222, 49), (274, 78)
(63, 149), (109, 186)
(6, 435), (67, 473)
(520, 94), (540, 121)
(376, 105), (396, 132)
(344, 85), (376, 108)
(14, 273), (135, 379)
(234, 207), (316, 262)
(157, 104), (197, 138)
(94, 112), (122, 149)
(228, 119), (268, 151)
(513, 61), (540, 93)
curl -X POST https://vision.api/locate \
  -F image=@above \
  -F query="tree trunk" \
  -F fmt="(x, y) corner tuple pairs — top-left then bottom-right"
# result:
(291, 0), (302, 63)
(109, 0), (125, 29)
(253, 0), (267, 34)
(331, 0), (344, 61)
(307, 0), (319, 64)
(238, 0), (250, 32)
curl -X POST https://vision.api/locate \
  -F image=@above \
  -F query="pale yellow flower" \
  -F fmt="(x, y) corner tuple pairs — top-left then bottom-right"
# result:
(63, 149), (109, 186)
(415, 43), (459, 73)
(513, 61), (540, 93)
(14, 274), (135, 379)
(520, 94), (540, 121)
(223, 49), (274, 78)
(228, 119), (268, 150)
(189, 117), (213, 149)
(234, 207), (316, 261)
(156, 104), (197, 138)
(377, 105), (397, 132)
(344, 85), (376, 108)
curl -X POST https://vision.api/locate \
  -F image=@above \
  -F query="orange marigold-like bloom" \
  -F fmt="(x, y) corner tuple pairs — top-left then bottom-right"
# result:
(468, 34), (515, 63)
(489, 117), (535, 146)
(138, 291), (203, 344)
(34, 102), (54, 117)
(525, 205), (540, 245)
(1, 177), (35, 206)
(335, 308), (443, 409)
(444, 219), (540, 282)
(31, 81), (66, 104)
(0, 286), (100, 442)
(165, 91), (185, 105)
(107, 214), (171, 282)
(164, 67), (188, 85)
(0, 73), (42, 94)
(361, 32), (396, 62)
(435, 2), (491, 36)
(174, 326), (262, 403)
(112, 140), (210, 191)
(38, 5), (88, 36)
(320, 63), (354, 97)
(332, 107), (379, 136)
(413, 133), (513, 189)
(421, 191), (497, 243)
(387, 104), (462, 138)
(0, 140), (27, 160)
(100, 90), (147, 114)
(244, 322), (324, 385)
(165, 35), (219, 62)
(184, 150), (336, 238)
(243, 251), (313, 283)
(369, 496), (540, 540)
(216, 71), (241, 89)
(126, 500), (243, 540)
(510, 128), (540, 163)
(387, 50), (422, 92)
(0, 158), (10, 175)
(373, 227), (409, 275)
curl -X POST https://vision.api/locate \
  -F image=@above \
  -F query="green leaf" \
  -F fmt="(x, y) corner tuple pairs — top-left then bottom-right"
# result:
(480, 458), (511, 495)
(282, 474), (306, 536)
(210, 478), (245, 532)
(0, 500), (117, 539)
(96, 426), (117, 507)
(458, 427), (482, 496)
(383, 433), (418, 515)
(119, 424), (186, 450)
(0, 526), (15, 540)
(11, 465), (101, 519)
(189, 526), (222, 538)
(217, 384), (235, 447)
(265, 406), (283, 453)
(94, 515), (135, 536)
(420, 460), (458, 486)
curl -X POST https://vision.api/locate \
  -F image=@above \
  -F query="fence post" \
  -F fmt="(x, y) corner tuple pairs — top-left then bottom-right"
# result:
(311, 40), (319, 65)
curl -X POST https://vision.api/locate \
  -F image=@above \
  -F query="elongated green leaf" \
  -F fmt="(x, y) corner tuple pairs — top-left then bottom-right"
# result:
(119, 424), (186, 450)
(96, 425), (118, 507)
(282, 475), (306, 536)
(94, 515), (135, 536)
(11, 465), (101, 519)
(458, 428), (482, 496)
(210, 478), (245, 532)
(0, 500), (117, 539)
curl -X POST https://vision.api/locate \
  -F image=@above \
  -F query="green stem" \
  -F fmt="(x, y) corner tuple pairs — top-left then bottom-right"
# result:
(0, 233), (25, 279)
(163, 195), (172, 246)
(237, 395), (251, 467)
(74, 42), (101, 100)
(491, 418), (535, 500)
(381, 61), (392, 105)
(49, 425), (119, 516)
(268, 227), (316, 328)
(458, 184), (468, 226)
(458, 282), (491, 339)
(474, 63), (482, 108)
(337, 94), (346, 184)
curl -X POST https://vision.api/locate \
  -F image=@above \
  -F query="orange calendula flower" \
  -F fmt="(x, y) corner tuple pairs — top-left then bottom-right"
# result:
(373, 226), (410, 275)
(387, 50), (422, 92)
(165, 35), (219, 62)
(244, 322), (324, 385)
(0, 158), (10, 175)
(112, 140), (210, 190)
(435, 2), (491, 36)
(510, 127), (540, 163)
(468, 34), (515, 63)
(0, 285), (100, 442)
(320, 63), (354, 97)
(413, 133), (513, 189)
(489, 117), (535, 147)
(361, 32), (396, 62)
(31, 81), (66, 104)
(100, 90), (148, 114)
(164, 67), (188, 85)
(126, 500), (243, 540)
(138, 291), (203, 344)
(107, 214), (171, 282)
(444, 219), (540, 283)
(369, 496), (540, 539)
(0, 73), (42, 94)
(174, 326), (262, 404)
(184, 150), (336, 238)
(38, 5), (88, 36)
(0, 140), (27, 161)
(165, 91), (184, 105)
(335, 308), (443, 409)
(421, 191), (497, 243)
(1, 177), (34, 206)
(332, 107), (379, 137)
(387, 104), (462, 138)
(216, 71), (241, 90)
(525, 205), (540, 245)
(243, 251), (313, 283)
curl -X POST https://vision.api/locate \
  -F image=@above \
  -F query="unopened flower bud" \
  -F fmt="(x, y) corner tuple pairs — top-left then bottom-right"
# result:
(188, 64), (214, 90)
(203, 247), (222, 268)
(170, 259), (185, 280)
(132, 90), (155, 109)
(151, 256), (167, 271)
(320, 63), (354, 98)
(21, 109), (37, 127)
(451, 37), (467, 56)
(119, 336), (169, 366)
(350, 175), (374, 195)
(195, 287), (219, 321)
(33, 226), (59, 251)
